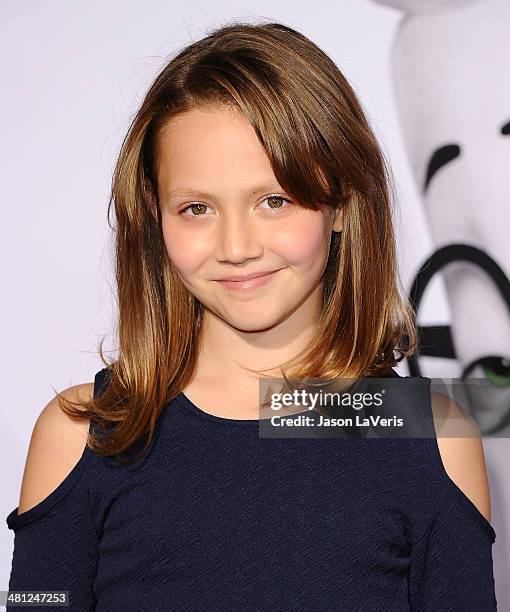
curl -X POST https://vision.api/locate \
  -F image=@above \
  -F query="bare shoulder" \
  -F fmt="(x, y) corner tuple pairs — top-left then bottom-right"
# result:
(430, 390), (492, 523)
(17, 382), (95, 515)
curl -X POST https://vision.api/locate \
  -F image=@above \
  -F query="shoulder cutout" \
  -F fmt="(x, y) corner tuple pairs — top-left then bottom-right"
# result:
(17, 382), (94, 515)
(430, 390), (492, 524)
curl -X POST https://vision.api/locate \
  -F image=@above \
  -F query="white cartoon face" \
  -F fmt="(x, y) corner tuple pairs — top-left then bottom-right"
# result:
(373, 0), (510, 433)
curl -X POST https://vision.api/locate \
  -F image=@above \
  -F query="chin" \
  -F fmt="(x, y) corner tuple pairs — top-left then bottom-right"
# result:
(223, 311), (285, 333)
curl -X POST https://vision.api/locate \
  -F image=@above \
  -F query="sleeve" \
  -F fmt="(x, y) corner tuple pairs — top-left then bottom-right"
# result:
(408, 477), (497, 611)
(3, 369), (111, 612)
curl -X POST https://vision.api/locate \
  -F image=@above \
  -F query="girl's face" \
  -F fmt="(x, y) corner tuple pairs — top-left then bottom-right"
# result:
(154, 105), (343, 333)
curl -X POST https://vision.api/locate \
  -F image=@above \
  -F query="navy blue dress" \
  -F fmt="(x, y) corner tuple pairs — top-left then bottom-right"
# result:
(6, 368), (497, 610)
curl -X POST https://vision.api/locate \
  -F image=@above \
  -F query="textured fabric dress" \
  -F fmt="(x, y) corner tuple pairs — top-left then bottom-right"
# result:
(6, 367), (497, 611)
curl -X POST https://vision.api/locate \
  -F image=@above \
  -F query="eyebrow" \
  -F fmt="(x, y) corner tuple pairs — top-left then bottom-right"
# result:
(164, 182), (285, 201)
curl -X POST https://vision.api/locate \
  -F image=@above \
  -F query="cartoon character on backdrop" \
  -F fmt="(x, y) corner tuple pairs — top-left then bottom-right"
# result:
(371, 0), (510, 436)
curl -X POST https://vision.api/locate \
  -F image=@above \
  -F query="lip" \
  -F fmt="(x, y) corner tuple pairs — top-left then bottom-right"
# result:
(217, 270), (280, 282)
(215, 269), (281, 292)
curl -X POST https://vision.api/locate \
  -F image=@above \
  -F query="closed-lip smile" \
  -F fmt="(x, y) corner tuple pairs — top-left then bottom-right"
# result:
(213, 269), (283, 292)
(216, 270), (280, 282)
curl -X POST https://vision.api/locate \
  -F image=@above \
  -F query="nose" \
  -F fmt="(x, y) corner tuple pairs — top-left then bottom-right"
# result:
(215, 210), (263, 264)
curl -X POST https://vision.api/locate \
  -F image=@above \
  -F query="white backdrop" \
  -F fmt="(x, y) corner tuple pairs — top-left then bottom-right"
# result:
(1, 0), (507, 608)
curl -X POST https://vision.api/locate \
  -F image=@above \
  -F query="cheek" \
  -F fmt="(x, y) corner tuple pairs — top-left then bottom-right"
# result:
(160, 218), (210, 276)
(272, 212), (329, 268)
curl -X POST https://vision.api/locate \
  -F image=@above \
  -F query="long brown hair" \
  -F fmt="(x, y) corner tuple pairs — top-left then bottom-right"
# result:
(57, 19), (417, 465)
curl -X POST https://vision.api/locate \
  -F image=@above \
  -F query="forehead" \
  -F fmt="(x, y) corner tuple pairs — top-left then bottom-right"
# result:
(156, 106), (267, 169)
(155, 106), (278, 194)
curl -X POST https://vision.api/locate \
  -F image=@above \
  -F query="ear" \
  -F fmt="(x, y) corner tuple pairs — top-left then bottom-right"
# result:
(332, 205), (343, 233)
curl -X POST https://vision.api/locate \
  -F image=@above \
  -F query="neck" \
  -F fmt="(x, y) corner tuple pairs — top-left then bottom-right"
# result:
(195, 287), (323, 385)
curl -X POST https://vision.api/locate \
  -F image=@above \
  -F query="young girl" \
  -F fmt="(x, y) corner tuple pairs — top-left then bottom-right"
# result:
(6, 21), (497, 611)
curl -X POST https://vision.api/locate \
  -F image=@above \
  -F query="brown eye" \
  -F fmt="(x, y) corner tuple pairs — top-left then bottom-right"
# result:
(180, 203), (210, 216)
(260, 195), (292, 212)
(268, 196), (285, 209)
